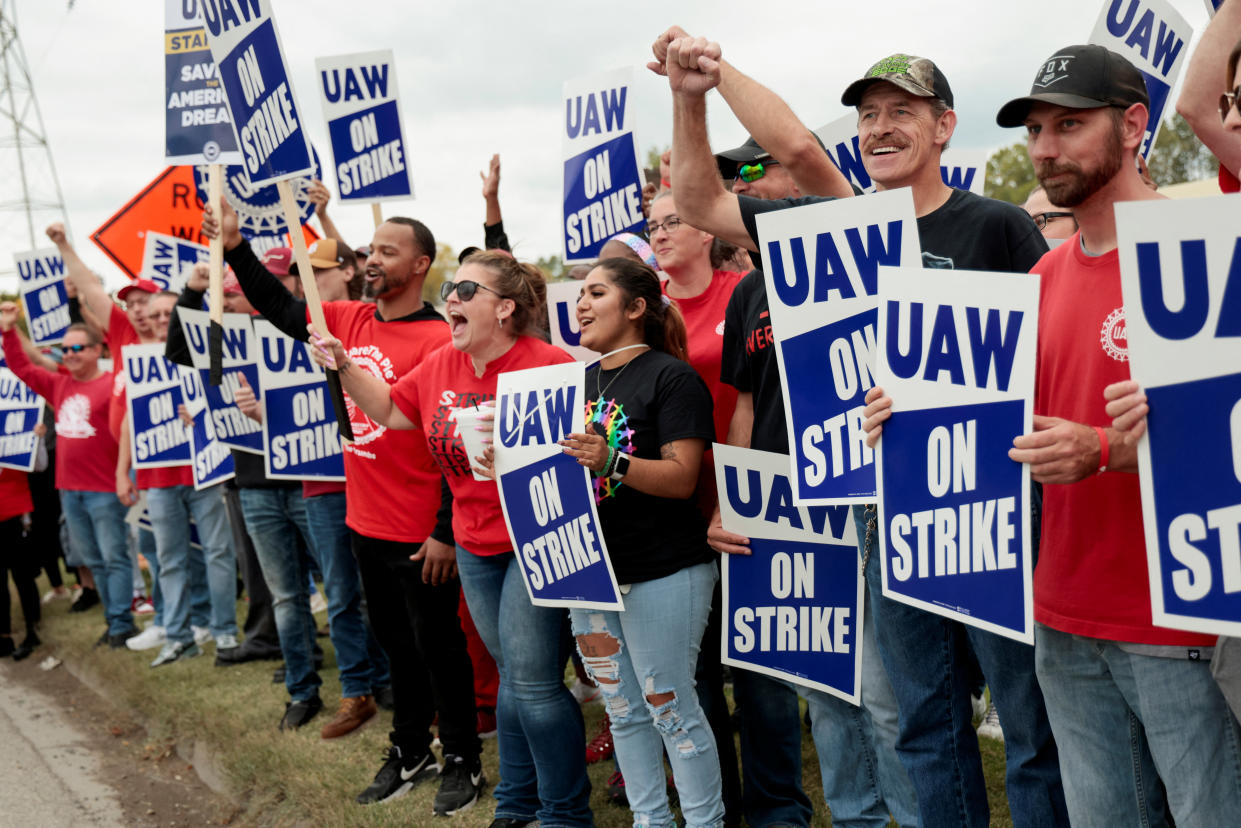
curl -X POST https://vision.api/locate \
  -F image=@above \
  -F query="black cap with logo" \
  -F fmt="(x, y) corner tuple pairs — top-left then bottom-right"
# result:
(996, 44), (1149, 128)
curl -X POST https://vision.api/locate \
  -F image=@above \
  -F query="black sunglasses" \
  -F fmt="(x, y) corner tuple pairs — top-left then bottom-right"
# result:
(64, 343), (95, 353)
(440, 279), (506, 302)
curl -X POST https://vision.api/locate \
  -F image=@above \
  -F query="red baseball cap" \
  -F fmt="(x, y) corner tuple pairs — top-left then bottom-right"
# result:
(262, 246), (293, 277)
(117, 278), (160, 301)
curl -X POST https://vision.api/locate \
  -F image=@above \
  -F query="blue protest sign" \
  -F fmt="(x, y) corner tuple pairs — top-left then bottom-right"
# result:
(875, 265), (1039, 643)
(316, 50), (413, 203)
(546, 280), (594, 363)
(164, 0), (242, 165)
(254, 320), (345, 480)
(1090, 0), (1193, 158)
(714, 444), (864, 703)
(125, 344), (192, 470)
(141, 232), (209, 293)
(193, 146), (322, 245)
(15, 248), (70, 347)
(0, 368), (44, 472)
(176, 308), (264, 454)
(180, 369), (234, 488)
(199, 0), (313, 187)
(495, 362), (622, 610)
(562, 67), (645, 263)
(1118, 195), (1241, 637)
(754, 188), (922, 505)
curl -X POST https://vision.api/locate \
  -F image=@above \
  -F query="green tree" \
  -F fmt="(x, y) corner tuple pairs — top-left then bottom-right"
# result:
(1147, 113), (1217, 187)
(422, 242), (457, 305)
(535, 254), (567, 281)
(645, 144), (667, 173)
(984, 142), (1037, 205)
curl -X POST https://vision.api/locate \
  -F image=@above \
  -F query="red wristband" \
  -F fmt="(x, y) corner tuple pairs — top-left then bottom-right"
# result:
(1093, 426), (1109, 474)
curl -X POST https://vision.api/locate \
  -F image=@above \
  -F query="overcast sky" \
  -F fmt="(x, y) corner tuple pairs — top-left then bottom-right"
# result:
(0, 0), (1215, 292)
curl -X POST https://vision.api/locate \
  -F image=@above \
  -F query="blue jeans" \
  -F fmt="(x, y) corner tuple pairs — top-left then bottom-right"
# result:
(147, 485), (237, 644)
(136, 527), (163, 626)
(456, 548), (592, 828)
(855, 505), (1067, 828)
(572, 562), (723, 828)
(1035, 624), (1241, 827)
(60, 490), (133, 635)
(303, 492), (388, 697)
(802, 586), (918, 828)
(239, 487), (319, 702)
(733, 669), (810, 827)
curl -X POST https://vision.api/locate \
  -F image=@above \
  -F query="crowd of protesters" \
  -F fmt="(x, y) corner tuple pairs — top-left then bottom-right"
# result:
(5, 8), (1241, 828)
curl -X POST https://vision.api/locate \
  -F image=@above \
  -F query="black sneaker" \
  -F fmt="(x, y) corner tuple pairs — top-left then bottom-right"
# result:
(11, 632), (40, 662)
(487, 820), (538, 828)
(108, 626), (141, 649)
(69, 587), (99, 613)
(433, 754), (485, 816)
(356, 745), (440, 804)
(278, 696), (323, 731)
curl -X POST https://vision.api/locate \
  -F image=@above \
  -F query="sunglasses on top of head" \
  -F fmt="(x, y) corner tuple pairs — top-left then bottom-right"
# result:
(440, 279), (506, 302)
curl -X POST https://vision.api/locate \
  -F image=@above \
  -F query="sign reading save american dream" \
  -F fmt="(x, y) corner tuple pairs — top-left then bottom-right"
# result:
(316, 50), (413, 203)
(176, 307), (264, 454)
(562, 67), (645, 263)
(140, 232), (208, 294)
(124, 344), (191, 470)
(0, 365), (44, 472)
(714, 444), (864, 703)
(1088, 0), (1193, 158)
(180, 368), (235, 489)
(199, 0), (313, 187)
(874, 265), (1039, 643)
(254, 320), (345, 481)
(815, 114), (986, 196)
(495, 362), (622, 610)
(164, 0), (242, 165)
(755, 188), (921, 505)
(15, 248), (70, 347)
(1117, 195), (1241, 637)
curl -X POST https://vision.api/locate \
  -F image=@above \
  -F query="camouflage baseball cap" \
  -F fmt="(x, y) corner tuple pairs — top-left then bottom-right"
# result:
(841, 54), (954, 109)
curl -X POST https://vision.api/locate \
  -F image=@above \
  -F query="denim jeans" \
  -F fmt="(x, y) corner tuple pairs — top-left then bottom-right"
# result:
(135, 526), (162, 626)
(147, 485), (237, 644)
(1035, 624), (1241, 827)
(855, 505), (1067, 828)
(456, 548), (591, 828)
(303, 492), (387, 697)
(60, 490), (133, 635)
(239, 487), (320, 702)
(572, 561), (724, 828)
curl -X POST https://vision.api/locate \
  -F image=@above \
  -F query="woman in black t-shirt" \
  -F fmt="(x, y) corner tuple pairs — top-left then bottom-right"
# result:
(559, 258), (723, 827)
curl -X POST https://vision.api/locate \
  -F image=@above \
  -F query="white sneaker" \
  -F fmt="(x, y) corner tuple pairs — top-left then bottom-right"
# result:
(309, 590), (327, 615)
(126, 625), (166, 651)
(41, 588), (71, 605)
(971, 692), (987, 723)
(977, 702), (1004, 742)
(192, 625), (213, 646)
(214, 633), (239, 650)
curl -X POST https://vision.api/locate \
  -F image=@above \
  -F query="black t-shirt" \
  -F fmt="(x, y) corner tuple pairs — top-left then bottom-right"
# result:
(585, 349), (715, 584)
(727, 190), (1048, 450)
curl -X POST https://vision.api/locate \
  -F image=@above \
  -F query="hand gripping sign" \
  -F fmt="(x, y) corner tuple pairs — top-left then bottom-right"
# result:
(874, 265), (1039, 644)
(815, 115), (985, 196)
(1117, 195), (1241, 637)
(754, 188), (921, 505)
(254, 319), (345, 481)
(1089, 0), (1193, 158)
(164, 0), (242, 165)
(140, 232), (209, 294)
(0, 366), (44, 472)
(179, 368), (235, 489)
(175, 307), (264, 454)
(713, 444), (864, 703)
(495, 362), (622, 610)
(15, 248), (70, 347)
(316, 50), (414, 204)
(562, 67), (645, 263)
(125, 344), (192, 470)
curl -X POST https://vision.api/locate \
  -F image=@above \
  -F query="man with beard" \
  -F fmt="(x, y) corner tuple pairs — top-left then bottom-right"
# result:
(989, 45), (1241, 826)
(655, 31), (1066, 827)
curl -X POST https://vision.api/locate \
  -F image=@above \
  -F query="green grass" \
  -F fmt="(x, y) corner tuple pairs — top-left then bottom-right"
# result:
(24, 573), (1011, 826)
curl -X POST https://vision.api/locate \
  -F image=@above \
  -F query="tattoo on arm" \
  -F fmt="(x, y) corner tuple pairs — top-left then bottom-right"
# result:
(660, 443), (678, 461)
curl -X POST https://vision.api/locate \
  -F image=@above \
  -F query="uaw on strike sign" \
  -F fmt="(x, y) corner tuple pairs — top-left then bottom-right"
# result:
(1118, 195), (1241, 638)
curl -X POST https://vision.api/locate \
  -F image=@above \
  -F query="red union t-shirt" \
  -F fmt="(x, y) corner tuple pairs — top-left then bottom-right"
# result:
(106, 305), (140, 441)
(391, 336), (575, 555)
(0, 467), (32, 522)
(3, 328), (117, 493)
(1032, 237), (1214, 647)
(321, 300), (451, 543)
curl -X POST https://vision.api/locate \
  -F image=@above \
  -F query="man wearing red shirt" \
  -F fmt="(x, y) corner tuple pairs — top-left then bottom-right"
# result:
(998, 45), (1241, 825)
(0, 306), (137, 647)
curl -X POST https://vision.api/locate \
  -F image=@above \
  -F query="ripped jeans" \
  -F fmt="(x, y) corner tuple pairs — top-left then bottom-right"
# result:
(571, 561), (723, 828)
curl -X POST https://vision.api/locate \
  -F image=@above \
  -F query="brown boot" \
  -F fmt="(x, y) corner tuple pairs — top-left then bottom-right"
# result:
(320, 695), (378, 739)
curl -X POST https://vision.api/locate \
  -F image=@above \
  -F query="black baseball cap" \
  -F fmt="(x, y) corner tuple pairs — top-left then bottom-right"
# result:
(841, 54), (954, 109)
(996, 44), (1149, 127)
(714, 132), (833, 180)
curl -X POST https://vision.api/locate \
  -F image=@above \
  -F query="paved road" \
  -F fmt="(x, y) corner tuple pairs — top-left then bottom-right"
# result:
(0, 664), (125, 828)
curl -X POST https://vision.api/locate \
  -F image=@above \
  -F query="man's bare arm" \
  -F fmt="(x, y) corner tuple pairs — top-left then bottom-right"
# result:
(1176, 0), (1241, 177)
(46, 223), (113, 332)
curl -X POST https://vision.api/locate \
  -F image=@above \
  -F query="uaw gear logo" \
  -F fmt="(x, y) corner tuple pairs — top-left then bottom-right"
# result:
(1100, 307), (1128, 362)
(1035, 55), (1074, 89)
(342, 346), (391, 447)
(193, 144), (322, 244)
(56, 394), (96, 439)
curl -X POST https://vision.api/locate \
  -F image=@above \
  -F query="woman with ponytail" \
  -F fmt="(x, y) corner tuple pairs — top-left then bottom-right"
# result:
(560, 257), (724, 828)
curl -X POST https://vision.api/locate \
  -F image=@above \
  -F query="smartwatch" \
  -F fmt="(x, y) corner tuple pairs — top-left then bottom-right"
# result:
(609, 451), (631, 481)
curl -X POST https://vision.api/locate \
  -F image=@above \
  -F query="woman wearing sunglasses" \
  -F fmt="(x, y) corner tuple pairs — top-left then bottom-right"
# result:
(561, 258), (724, 828)
(311, 252), (592, 828)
